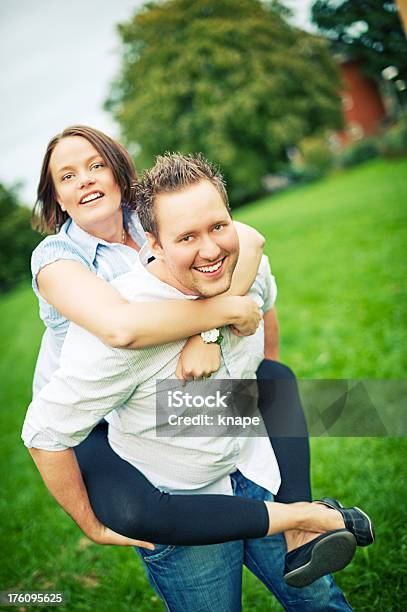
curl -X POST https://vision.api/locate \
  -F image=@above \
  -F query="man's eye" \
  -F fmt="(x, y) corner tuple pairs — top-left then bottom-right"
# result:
(181, 236), (193, 242)
(213, 224), (224, 232)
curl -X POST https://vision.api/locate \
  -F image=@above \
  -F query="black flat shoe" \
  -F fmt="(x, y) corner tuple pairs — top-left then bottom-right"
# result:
(317, 497), (375, 547)
(284, 529), (356, 588)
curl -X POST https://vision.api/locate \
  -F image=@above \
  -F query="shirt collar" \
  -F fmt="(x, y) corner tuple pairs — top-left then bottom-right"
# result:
(137, 243), (198, 300)
(64, 218), (100, 265)
(63, 209), (147, 266)
(124, 208), (147, 247)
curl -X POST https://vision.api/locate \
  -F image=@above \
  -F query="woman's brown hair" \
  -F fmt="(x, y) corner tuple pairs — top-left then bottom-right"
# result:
(32, 125), (137, 234)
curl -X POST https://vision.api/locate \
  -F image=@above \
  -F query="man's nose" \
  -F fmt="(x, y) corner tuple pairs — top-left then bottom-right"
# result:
(198, 236), (221, 261)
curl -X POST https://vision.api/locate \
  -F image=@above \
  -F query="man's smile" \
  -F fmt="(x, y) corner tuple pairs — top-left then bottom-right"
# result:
(193, 257), (226, 278)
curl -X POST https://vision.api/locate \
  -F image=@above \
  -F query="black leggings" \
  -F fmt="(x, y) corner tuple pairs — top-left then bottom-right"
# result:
(73, 360), (311, 545)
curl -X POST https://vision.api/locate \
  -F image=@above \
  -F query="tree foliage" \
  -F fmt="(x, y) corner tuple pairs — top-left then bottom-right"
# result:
(311, 0), (407, 82)
(0, 184), (41, 293)
(106, 0), (343, 203)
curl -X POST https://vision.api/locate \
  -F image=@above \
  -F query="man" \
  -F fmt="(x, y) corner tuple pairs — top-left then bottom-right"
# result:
(23, 154), (371, 610)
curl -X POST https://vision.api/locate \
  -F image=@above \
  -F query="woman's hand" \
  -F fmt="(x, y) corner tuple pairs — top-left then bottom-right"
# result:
(229, 296), (262, 336)
(176, 335), (221, 383)
(89, 523), (155, 549)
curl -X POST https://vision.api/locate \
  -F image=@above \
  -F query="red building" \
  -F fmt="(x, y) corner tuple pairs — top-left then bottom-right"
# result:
(336, 58), (387, 145)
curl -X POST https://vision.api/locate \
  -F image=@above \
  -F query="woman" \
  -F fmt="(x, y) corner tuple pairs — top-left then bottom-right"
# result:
(29, 125), (313, 552)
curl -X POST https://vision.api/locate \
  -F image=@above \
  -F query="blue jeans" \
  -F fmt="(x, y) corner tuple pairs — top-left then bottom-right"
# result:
(136, 471), (352, 611)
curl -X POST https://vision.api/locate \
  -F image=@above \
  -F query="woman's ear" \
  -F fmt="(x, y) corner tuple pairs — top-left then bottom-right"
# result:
(146, 231), (163, 259)
(56, 197), (66, 212)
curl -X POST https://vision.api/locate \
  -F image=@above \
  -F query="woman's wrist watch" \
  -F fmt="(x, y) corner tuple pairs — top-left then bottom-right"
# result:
(200, 328), (223, 345)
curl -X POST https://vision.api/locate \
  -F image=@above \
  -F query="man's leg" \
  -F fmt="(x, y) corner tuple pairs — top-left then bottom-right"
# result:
(135, 540), (244, 612)
(245, 533), (353, 611)
(230, 471), (353, 611)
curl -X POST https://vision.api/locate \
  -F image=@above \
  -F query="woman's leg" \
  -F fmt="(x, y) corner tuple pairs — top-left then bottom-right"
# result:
(74, 359), (311, 545)
(74, 421), (269, 545)
(256, 359), (312, 503)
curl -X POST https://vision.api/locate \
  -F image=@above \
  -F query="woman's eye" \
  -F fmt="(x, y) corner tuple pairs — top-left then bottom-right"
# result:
(181, 236), (193, 242)
(213, 224), (224, 232)
(91, 162), (104, 170)
(61, 174), (73, 181)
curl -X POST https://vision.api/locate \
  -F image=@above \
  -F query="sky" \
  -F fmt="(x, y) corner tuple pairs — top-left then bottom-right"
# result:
(0, 0), (315, 207)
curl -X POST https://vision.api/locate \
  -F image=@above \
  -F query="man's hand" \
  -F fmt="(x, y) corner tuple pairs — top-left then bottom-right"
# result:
(176, 334), (221, 383)
(89, 523), (155, 549)
(230, 296), (262, 336)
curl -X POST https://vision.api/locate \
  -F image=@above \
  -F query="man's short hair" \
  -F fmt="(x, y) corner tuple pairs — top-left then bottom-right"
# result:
(136, 153), (231, 240)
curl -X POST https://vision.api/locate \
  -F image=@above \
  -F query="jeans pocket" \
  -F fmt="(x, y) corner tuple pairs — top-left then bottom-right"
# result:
(138, 543), (177, 564)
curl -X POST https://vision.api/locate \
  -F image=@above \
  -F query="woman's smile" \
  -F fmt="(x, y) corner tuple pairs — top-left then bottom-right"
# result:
(79, 190), (105, 205)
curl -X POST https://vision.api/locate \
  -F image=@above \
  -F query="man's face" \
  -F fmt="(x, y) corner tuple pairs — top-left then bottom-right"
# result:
(149, 180), (239, 297)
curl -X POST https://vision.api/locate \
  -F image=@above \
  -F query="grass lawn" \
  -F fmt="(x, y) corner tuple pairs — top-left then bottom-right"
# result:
(1, 158), (406, 610)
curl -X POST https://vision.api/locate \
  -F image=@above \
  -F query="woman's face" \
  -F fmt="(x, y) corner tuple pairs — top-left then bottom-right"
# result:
(49, 136), (122, 230)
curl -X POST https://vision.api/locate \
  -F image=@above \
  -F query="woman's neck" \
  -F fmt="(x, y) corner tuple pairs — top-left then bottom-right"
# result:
(79, 210), (124, 244)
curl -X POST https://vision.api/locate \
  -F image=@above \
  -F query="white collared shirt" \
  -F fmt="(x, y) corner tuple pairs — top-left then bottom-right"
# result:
(23, 248), (280, 496)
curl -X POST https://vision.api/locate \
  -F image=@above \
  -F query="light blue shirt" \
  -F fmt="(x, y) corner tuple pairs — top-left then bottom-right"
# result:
(31, 209), (147, 395)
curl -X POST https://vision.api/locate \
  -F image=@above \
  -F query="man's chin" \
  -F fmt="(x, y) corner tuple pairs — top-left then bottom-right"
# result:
(193, 275), (233, 298)
(191, 259), (237, 297)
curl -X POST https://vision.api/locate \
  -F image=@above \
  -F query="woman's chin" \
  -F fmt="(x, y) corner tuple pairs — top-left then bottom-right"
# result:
(74, 203), (122, 228)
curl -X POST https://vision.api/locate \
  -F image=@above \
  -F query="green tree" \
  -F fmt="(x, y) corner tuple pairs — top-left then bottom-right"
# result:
(106, 0), (343, 203)
(311, 0), (407, 82)
(0, 183), (41, 293)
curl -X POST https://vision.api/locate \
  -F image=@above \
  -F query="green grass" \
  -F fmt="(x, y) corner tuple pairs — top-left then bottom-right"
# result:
(1, 158), (406, 610)
(236, 158), (407, 379)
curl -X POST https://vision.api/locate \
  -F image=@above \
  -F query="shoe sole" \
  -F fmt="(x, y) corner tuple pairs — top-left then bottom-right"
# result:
(284, 531), (357, 588)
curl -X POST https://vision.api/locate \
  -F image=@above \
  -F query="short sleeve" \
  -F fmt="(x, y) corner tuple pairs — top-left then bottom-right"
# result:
(31, 237), (91, 299)
(260, 256), (277, 314)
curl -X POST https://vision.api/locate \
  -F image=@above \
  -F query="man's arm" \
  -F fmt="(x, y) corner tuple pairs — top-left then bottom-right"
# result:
(264, 307), (280, 361)
(23, 326), (153, 548)
(29, 446), (152, 547)
(257, 255), (279, 360)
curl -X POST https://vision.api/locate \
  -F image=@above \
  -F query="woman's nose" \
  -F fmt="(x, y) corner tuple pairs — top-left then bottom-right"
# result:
(78, 172), (96, 188)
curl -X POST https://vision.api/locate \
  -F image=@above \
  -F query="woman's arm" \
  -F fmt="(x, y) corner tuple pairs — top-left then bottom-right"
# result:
(227, 221), (265, 295)
(37, 260), (261, 348)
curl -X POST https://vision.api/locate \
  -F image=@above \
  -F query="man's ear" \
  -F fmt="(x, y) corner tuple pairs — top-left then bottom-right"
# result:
(146, 232), (164, 259)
